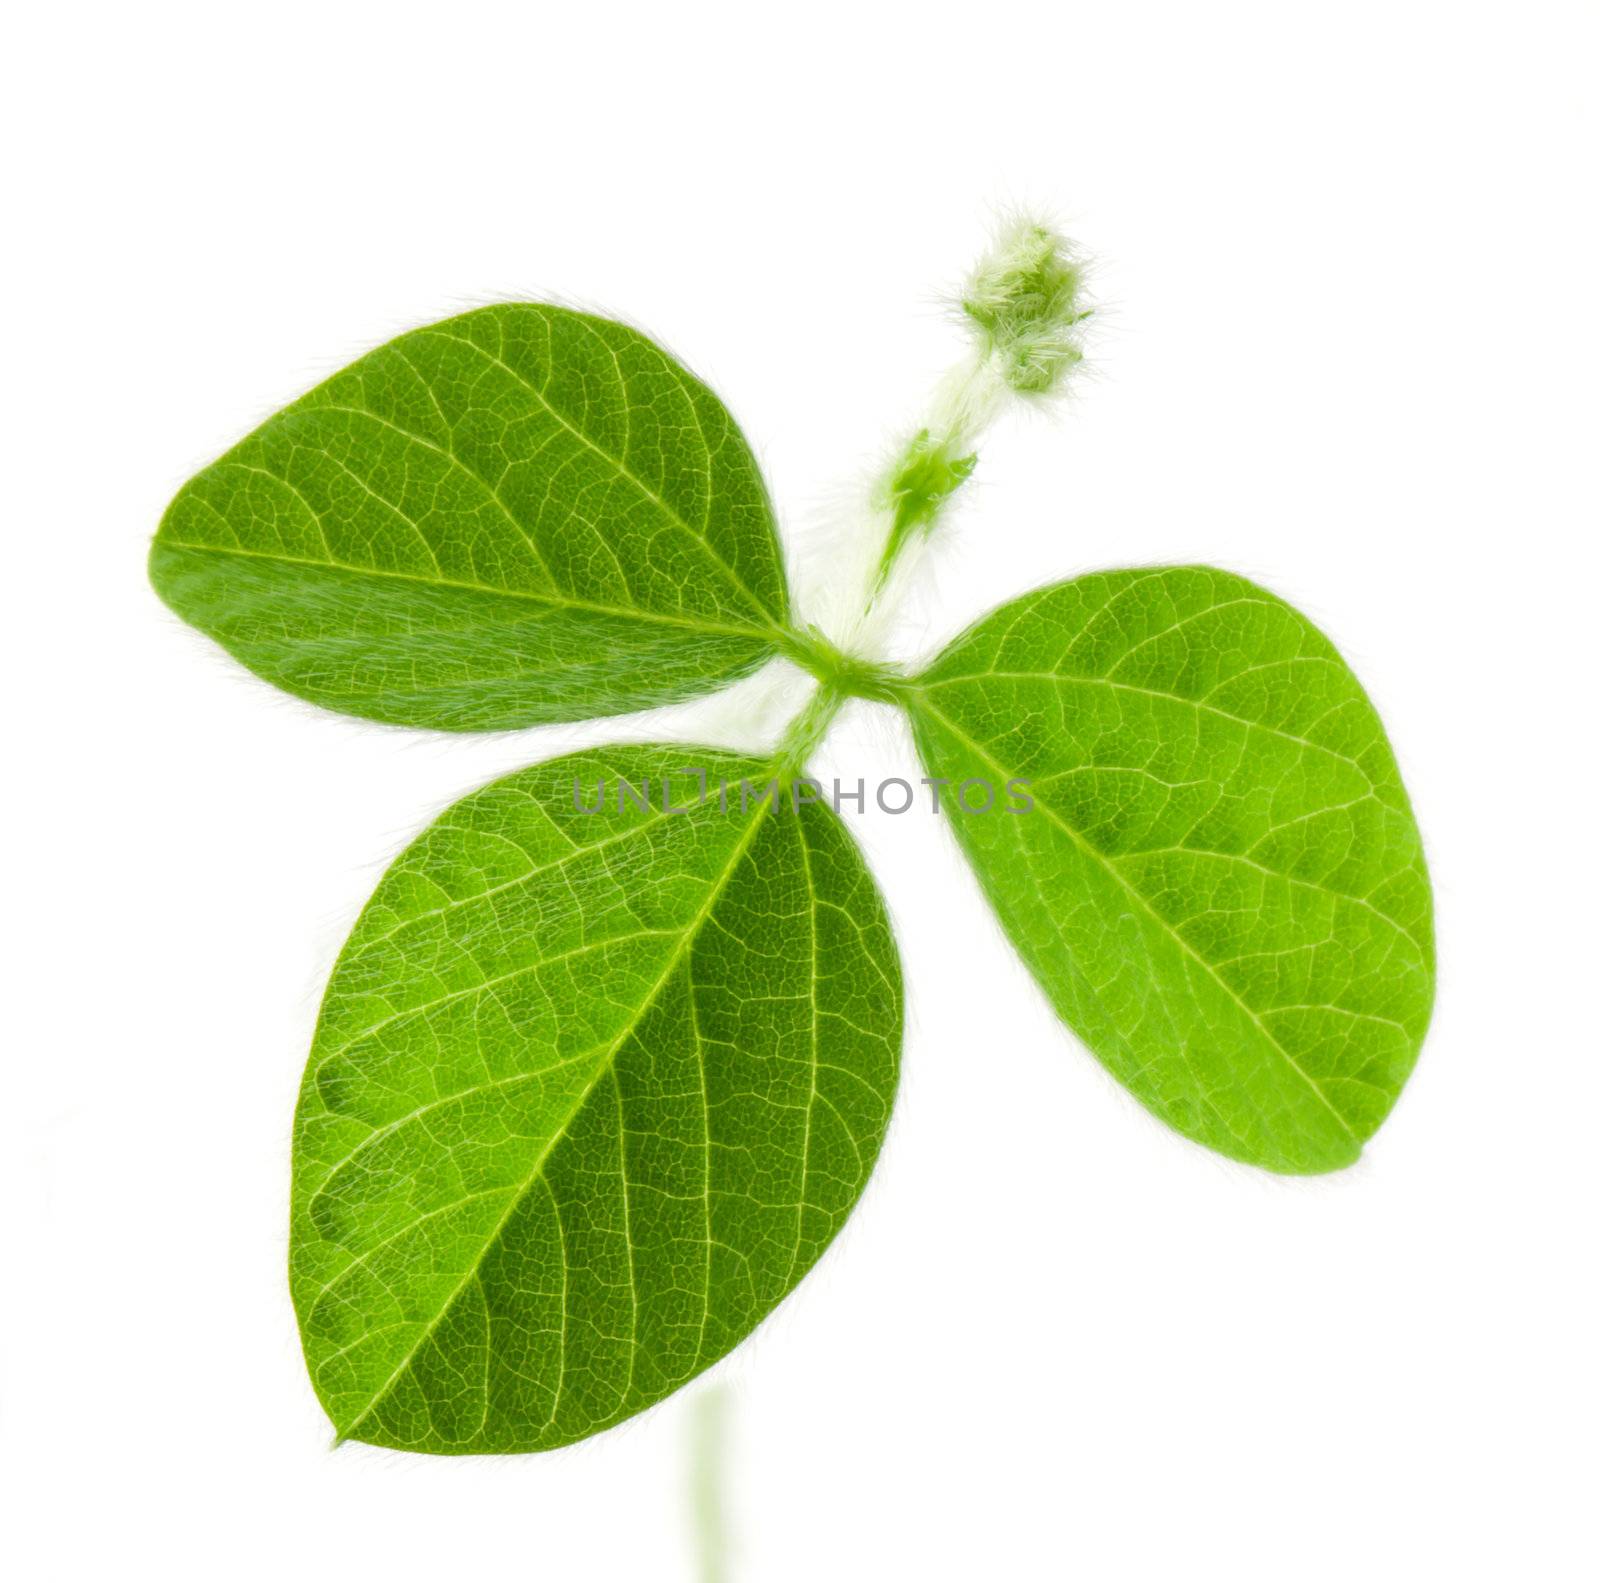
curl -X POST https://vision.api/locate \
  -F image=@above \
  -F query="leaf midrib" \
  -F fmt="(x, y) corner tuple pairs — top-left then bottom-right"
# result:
(155, 537), (781, 646)
(909, 689), (1360, 1145)
(333, 795), (776, 1445)
(919, 668), (1375, 786)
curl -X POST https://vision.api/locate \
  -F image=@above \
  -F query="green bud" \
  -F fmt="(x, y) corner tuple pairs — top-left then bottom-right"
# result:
(875, 429), (978, 588)
(962, 220), (1092, 394)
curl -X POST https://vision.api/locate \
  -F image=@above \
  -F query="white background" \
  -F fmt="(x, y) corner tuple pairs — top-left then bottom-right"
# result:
(5, 2), (1597, 1578)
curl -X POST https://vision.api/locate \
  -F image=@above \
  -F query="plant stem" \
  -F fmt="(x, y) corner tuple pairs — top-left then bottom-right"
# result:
(777, 625), (906, 702)
(773, 682), (848, 781)
(867, 217), (1093, 601)
(688, 1384), (733, 1583)
(773, 215), (1093, 769)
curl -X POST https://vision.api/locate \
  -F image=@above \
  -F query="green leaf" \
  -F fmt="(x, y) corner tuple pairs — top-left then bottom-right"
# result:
(291, 746), (901, 1452)
(150, 306), (788, 730)
(906, 566), (1434, 1174)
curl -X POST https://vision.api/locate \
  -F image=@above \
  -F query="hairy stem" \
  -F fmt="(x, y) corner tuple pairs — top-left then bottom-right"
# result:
(774, 215), (1093, 768)
(866, 217), (1093, 600)
(778, 624), (906, 702)
(773, 681), (848, 781)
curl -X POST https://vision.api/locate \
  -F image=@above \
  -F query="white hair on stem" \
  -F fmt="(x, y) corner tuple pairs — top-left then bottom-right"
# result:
(785, 212), (1094, 674)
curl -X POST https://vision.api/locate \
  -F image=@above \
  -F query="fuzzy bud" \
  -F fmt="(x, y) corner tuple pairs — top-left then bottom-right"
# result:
(962, 219), (1092, 395)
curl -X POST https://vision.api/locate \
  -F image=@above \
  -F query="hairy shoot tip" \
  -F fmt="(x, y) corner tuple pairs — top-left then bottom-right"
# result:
(961, 217), (1093, 396)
